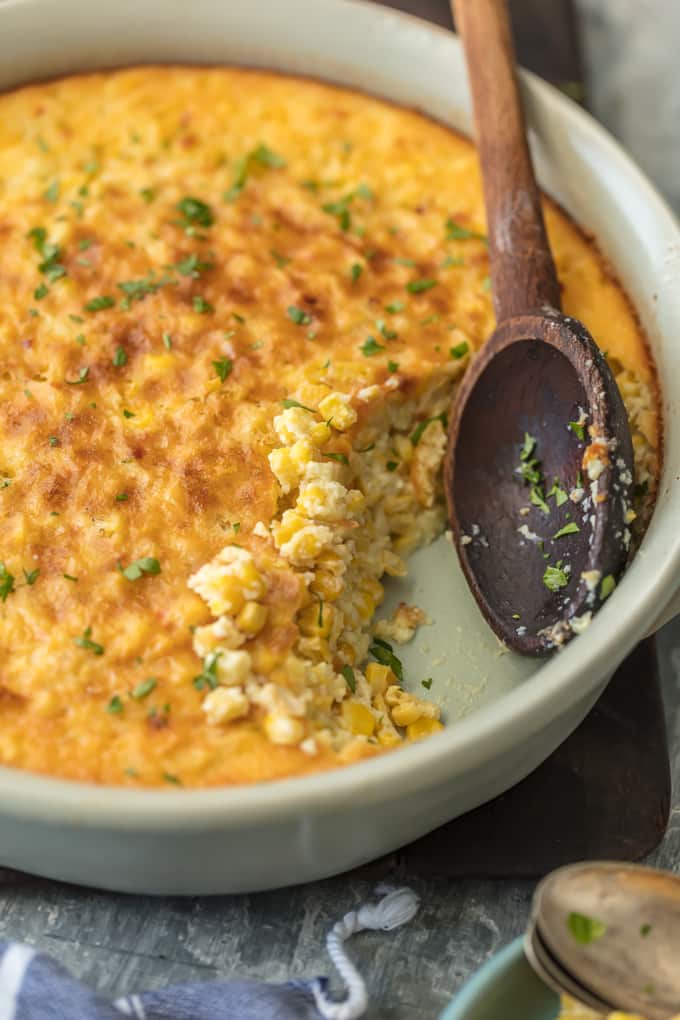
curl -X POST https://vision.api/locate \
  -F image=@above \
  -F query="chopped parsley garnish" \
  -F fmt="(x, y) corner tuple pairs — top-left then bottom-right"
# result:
(85, 295), (115, 312)
(340, 664), (356, 694)
(406, 278), (437, 294)
(385, 301), (405, 313)
(600, 574), (616, 600)
(271, 250), (290, 268)
(376, 319), (397, 340)
(122, 409), (136, 419)
(442, 254), (465, 268)
(193, 651), (221, 691)
(48, 436), (59, 448)
(281, 398), (316, 413)
(176, 196), (214, 228)
(34, 283), (49, 301)
(369, 637), (404, 683)
(547, 480), (569, 507)
(69, 314), (85, 323)
(213, 358), (233, 383)
(567, 912), (607, 945)
(132, 678), (157, 700)
(520, 433), (537, 462)
(75, 626), (104, 655)
(445, 217), (487, 242)
(107, 695), (124, 714)
(410, 413), (447, 446)
(192, 295), (213, 314)
(287, 305), (311, 325)
(115, 493), (129, 502)
(118, 274), (174, 305)
(162, 332), (173, 350)
(421, 678), (433, 690)
(323, 452), (349, 465)
(79, 239), (93, 251)
(122, 557), (161, 581)
(139, 187), (156, 204)
(163, 771), (181, 785)
(530, 487), (550, 514)
(232, 522), (241, 534)
(386, 461), (399, 472)
(553, 522), (580, 539)
(360, 336), (385, 357)
(0, 564), (16, 602)
(350, 262), (363, 282)
(322, 196), (352, 231)
(224, 144), (287, 202)
(174, 253), (215, 278)
(43, 180), (60, 203)
(233, 312), (246, 324)
(66, 367), (90, 386)
(387, 360), (399, 373)
(393, 257), (416, 267)
(543, 565), (569, 592)
(63, 574), (78, 583)
(450, 341), (470, 359)
(640, 924), (652, 937)
(569, 420), (586, 441)
(0, 479), (11, 489)
(112, 346), (127, 367)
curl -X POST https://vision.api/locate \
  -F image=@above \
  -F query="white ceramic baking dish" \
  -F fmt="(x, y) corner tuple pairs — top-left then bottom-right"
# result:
(0, 0), (678, 895)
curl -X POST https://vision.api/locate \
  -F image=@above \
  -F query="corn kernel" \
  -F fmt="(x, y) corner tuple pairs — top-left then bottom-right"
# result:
(407, 718), (444, 741)
(377, 728), (403, 747)
(214, 648), (253, 687)
(299, 601), (334, 638)
(263, 713), (305, 745)
(273, 510), (307, 546)
(236, 601), (269, 636)
(365, 662), (395, 695)
(318, 392), (358, 432)
(203, 687), (250, 725)
(237, 560), (268, 601)
(310, 569), (344, 601)
(341, 700), (376, 736)
(336, 641), (356, 665)
(297, 635), (332, 663)
(310, 422), (333, 446)
(391, 701), (425, 727)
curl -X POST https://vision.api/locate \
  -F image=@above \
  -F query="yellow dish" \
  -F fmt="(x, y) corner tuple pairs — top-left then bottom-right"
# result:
(0, 67), (660, 788)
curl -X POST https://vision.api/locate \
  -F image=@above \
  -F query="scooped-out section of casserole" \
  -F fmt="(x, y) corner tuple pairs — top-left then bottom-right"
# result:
(0, 68), (660, 786)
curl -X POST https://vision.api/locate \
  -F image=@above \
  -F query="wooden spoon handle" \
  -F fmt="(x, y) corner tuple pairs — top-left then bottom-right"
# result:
(451, 0), (561, 320)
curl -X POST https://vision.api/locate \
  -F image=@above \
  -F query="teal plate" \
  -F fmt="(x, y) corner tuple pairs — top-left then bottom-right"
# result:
(440, 937), (560, 1020)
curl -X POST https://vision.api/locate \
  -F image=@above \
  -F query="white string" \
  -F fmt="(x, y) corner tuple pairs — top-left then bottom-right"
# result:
(311, 884), (420, 1020)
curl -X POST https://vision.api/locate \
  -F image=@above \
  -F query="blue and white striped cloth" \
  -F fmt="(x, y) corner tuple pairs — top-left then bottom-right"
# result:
(0, 887), (420, 1020)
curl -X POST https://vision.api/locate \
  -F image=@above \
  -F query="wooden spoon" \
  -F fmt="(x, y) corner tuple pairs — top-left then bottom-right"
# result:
(444, 0), (635, 655)
(525, 862), (680, 1019)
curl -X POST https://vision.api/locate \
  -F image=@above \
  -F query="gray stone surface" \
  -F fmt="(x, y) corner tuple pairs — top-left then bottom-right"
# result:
(0, 3), (677, 1018)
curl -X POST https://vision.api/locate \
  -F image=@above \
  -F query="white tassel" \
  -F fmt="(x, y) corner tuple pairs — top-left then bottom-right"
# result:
(311, 884), (420, 1020)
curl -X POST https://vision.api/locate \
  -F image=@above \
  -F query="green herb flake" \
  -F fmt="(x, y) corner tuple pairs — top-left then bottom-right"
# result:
(569, 420), (586, 441)
(442, 254), (465, 268)
(450, 341), (470, 360)
(376, 319), (398, 341)
(63, 573), (78, 583)
(387, 360), (399, 373)
(350, 262), (363, 282)
(287, 305), (311, 326)
(543, 565), (569, 592)
(323, 452), (349, 466)
(162, 332), (172, 350)
(369, 637), (404, 683)
(421, 678), (433, 690)
(567, 912), (607, 945)
(600, 574), (616, 600)
(192, 295), (213, 314)
(193, 650), (221, 691)
(213, 357), (233, 383)
(406, 278), (437, 294)
(34, 283), (49, 301)
(281, 398), (316, 413)
(163, 771), (181, 785)
(445, 217), (487, 242)
(224, 144), (286, 202)
(48, 435), (60, 448)
(520, 433), (537, 462)
(271, 250), (290, 268)
(122, 557), (161, 581)
(410, 413), (447, 446)
(553, 522), (580, 539)
(386, 461), (399, 472)
(75, 626), (104, 655)
(176, 196), (214, 228)
(385, 301), (405, 314)
(85, 295), (115, 312)
(140, 187), (156, 204)
(530, 486), (550, 514)
(340, 664), (356, 694)
(66, 366), (90, 386)
(640, 924), (653, 937)
(122, 409), (136, 419)
(360, 336), (385, 357)
(115, 492), (129, 503)
(0, 564), (16, 602)
(547, 480), (569, 507)
(132, 678), (157, 700)
(112, 346), (128, 367)
(107, 695), (124, 714)
(43, 180), (60, 203)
